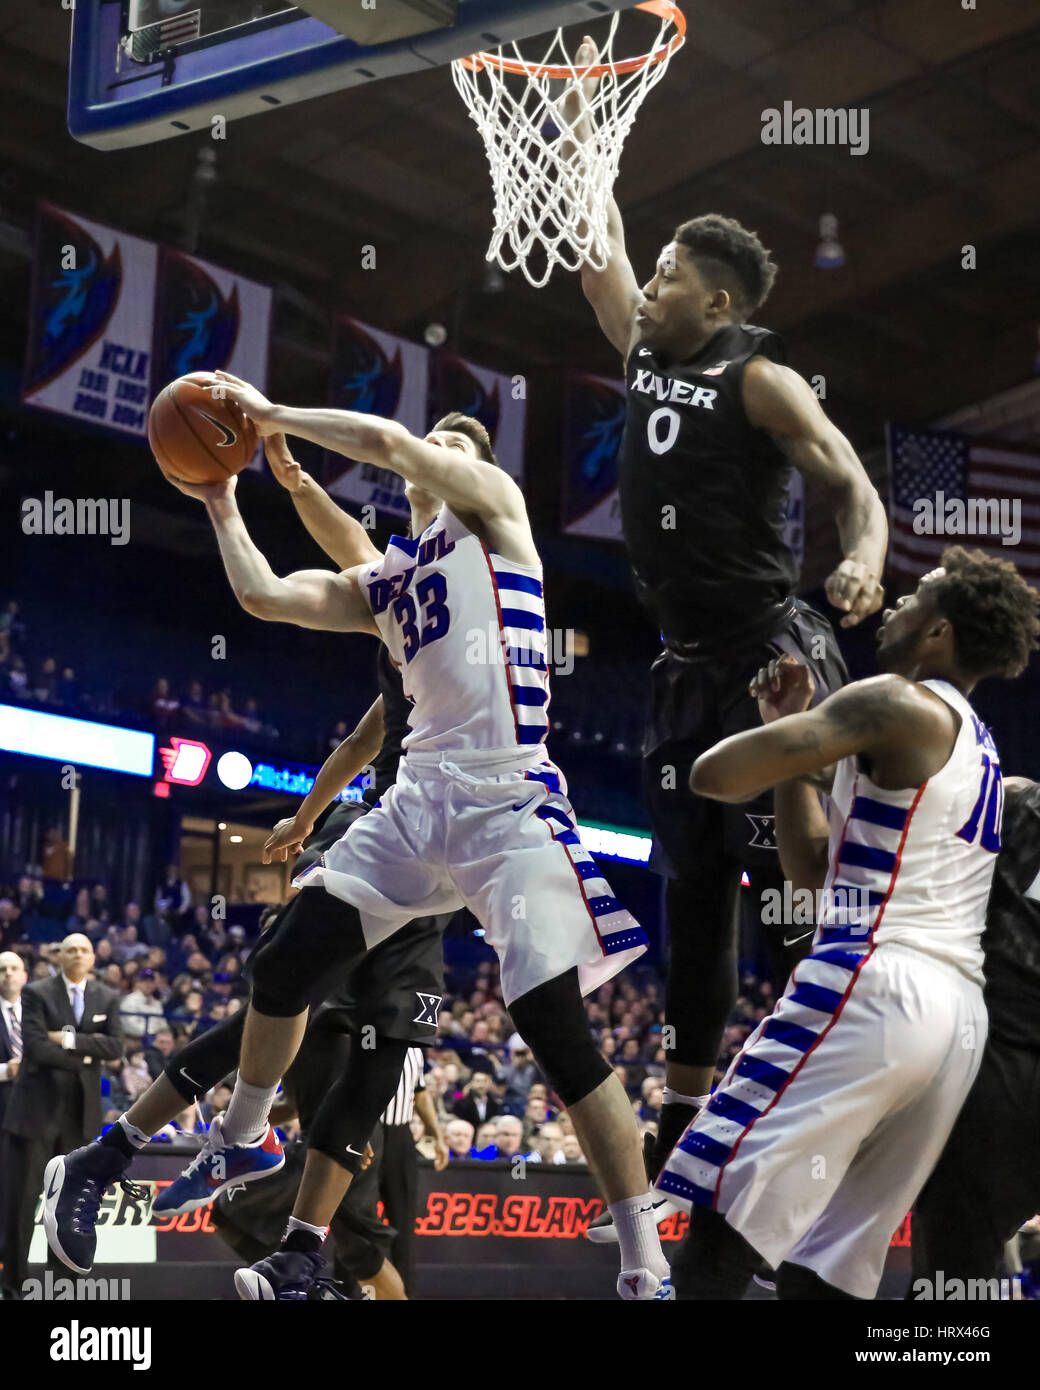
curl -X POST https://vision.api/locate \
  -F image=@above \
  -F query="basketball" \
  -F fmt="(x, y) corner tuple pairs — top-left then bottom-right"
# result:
(148, 372), (258, 484)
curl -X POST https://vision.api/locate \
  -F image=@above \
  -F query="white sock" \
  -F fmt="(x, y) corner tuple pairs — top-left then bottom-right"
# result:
(117, 1115), (151, 1149)
(661, 1086), (711, 1109)
(219, 1078), (279, 1145)
(609, 1191), (670, 1282)
(286, 1216), (328, 1242)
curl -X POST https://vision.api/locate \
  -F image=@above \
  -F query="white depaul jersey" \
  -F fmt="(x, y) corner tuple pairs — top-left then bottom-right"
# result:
(815, 679), (1002, 985)
(361, 506), (550, 755)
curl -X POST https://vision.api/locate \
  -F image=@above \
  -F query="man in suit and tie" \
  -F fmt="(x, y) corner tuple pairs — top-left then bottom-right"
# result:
(0, 952), (27, 1131)
(0, 934), (123, 1298)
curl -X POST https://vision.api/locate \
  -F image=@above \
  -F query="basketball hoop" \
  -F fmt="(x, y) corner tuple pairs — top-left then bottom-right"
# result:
(452, 1), (686, 288)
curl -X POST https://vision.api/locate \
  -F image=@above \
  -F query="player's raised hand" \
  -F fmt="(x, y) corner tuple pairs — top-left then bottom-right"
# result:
(211, 370), (281, 437)
(264, 433), (305, 493)
(560, 35), (600, 139)
(263, 815), (312, 864)
(750, 654), (816, 724)
(826, 558), (884, 629)
(166, 472), (238, 504)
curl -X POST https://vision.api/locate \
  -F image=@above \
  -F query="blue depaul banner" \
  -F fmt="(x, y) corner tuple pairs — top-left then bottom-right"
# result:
(560, 372), (626, 540)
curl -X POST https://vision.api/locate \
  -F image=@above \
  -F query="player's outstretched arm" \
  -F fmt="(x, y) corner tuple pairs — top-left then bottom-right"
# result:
(560, 37), (643, 358)
(692, 672), (955, 804)
(743, 356), (888, 629)
(168, 474), (379, 635)
(209, 371), (522, 529)
(263, 696), (386, 863)
(265, 434), (382, 570)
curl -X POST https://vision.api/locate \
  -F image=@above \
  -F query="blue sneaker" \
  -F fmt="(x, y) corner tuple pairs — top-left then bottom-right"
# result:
(43, 1143), (148, 1275)
(152, 1114), (284, 1216)
(234, 1248), (328, 1301)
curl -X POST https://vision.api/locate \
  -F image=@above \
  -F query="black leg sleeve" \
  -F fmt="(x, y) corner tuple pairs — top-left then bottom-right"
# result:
(307, 1036), (411, 1175)
(163, 1009), (247, 1104)
(665, 868), (741, 1069)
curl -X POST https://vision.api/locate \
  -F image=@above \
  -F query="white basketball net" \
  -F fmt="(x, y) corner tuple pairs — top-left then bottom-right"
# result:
(452, 4), (684, 288)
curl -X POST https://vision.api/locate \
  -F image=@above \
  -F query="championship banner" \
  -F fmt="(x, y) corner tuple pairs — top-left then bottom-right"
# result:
(152, 247), (272, 469)
(427, 351), (526, 483)
(22, 203), (158, 438)
(560, 373), (626, 539)
(324, 315), (430, 519)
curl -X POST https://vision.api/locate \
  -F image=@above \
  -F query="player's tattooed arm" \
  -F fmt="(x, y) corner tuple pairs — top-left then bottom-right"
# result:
(265, 434), (382, 570)
(743, 357), (888, 628)
(264, 697), (386, 864)
(693, 675), (936, 802)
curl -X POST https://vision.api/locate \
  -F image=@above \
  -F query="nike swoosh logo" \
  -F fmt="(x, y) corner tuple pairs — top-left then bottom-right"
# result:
(47, 1171), (61, 1200)
(179, 1067), (202, 1089)
(345, 1145), (364, 1157)
(782, 928), (816, 948)
(512, 796), (537, 813)
(197, 409), (237, 448)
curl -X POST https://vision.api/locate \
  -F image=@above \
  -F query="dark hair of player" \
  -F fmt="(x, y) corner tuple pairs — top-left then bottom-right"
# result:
(673, 214), (778, 318)
(933, 545), (1040, 680)
(433, 411), (497, 465)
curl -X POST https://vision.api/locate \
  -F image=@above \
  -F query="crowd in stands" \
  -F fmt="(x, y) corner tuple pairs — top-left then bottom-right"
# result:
(0, 864), (776, 1164)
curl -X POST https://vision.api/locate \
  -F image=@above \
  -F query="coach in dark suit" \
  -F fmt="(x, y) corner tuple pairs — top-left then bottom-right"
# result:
(0, 934), (123, 1298)
(0, 951), (28, 1133)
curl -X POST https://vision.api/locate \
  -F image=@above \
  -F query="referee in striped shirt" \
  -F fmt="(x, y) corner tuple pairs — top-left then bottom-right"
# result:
(380, 1045), (446, 1293)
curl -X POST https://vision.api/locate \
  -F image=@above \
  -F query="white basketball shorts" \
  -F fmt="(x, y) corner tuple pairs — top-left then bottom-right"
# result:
(293, 745), (647, 1006)
(655, 941), (988, 1298)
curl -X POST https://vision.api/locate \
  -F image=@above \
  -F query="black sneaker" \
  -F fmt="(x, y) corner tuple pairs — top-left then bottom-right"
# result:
(234, 1248), (328, 1301)
(43, 1143), (147, 1275)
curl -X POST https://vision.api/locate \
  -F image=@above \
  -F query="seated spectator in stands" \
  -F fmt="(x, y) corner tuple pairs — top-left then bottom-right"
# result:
(238, 697), (265, 737)
(452, 1070), (502, 1131)
(94, 937), (115, 969)
(619, 1037), (648, 1094)
(185, 950), (212, 981)
(206, 690), (232, 729)
(474, 1121), (497, 1154)
(40, 827), (73, 881)
(0, 599), (24, 656)
(101, 962), (125, 990)
(444, 1118), (476, 1160)
(120, 1042), (154, 1103)
(120, 967), (165, 1039)
(561, 1135), (586, 1165)
(58, 666), (80, 709)
(13, 876), (44, 921)
(32, 656), (59, 703)
(66, 886), (92, 934)
(202, 1081), (233, 1124)
(144, 1028), (177, 1081)
(0, 898), (23, 949)
(410, 1112), (437, 1162)
(476, 1115), (536, 1162)
(204, 971), (237, 1013)
(150, 677), (180, 729)
(155, 865), (192, 927)
(524, 1094), (549, 1142)
(500, 1039), (539, 1112)
(169, 987), (205, 1036)
(112, 922), (150, 965)
(638, 1077), (664, 1125)
(5, 655), (28, 700)
(534, 1122), (567, 1165)
(180, 680), (208, 727)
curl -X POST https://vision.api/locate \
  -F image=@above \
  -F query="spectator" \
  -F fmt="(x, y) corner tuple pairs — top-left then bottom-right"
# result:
(119, 968), (165, 1040)
(474, 1114), (534, 1162)
(32, 656), (59, 703)
(5, 655), (28, 700)
(58, 666), (80, 709)
(144, 1028), (177, 1080)
(150, 678), (179, 729)
(534, 1121), (566, 1164)
(155, 865), (192, 927)
(0, 899), (23, 950)
(474, 1120), (497, 1154)
(561, 1134), (586, 1164)
(444, 1118), (475, 1160)
(66, 887), (93, 934)
(112, 923), (150, 965)
(180, 680), (207, 726)
(452, 1070), (502, 1131)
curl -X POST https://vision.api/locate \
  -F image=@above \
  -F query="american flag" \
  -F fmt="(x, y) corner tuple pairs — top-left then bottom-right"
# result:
(886, 425), (1040, 588)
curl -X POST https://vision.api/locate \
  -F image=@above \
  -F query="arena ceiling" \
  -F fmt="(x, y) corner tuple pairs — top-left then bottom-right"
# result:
(0, 0), (1039, 453)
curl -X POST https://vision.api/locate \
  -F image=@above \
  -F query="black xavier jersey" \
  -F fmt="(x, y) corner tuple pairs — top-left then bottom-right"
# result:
(981, 780), (1040, 1050)
(617, 322), (797, 646)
